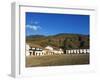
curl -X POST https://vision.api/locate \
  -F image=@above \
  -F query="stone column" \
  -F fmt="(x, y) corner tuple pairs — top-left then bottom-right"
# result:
(76, 49), (79, 54)
(74, 50), (77, 54)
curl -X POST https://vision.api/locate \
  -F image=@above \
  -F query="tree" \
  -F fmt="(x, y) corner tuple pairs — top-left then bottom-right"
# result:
(79, 41), (85, 48)
(78, 36), (82, 41)
(63, 38), (69, 54)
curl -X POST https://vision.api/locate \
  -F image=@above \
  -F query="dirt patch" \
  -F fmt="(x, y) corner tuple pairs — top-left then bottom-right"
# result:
(26, 54), (89, 67)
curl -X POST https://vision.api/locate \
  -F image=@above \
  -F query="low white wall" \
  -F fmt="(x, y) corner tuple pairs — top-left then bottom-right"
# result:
(66, 49), (89, 54)
(26, 49), (90, 56)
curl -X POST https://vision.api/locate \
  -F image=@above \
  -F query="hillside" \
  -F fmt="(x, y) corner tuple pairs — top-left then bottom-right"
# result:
(26, 33), (89, 49)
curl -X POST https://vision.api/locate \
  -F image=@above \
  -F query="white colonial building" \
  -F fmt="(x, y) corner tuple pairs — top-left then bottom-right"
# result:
(25, 44), (43, 56)
(25, 44), (89, 56)
(33, 48), (43, 56)
(25, 44), (31, 56)
(43, 46), (54, 55)
(43, 46), (63, 55)
(45, 46), (53, 51)
(25, 45), (64, 56)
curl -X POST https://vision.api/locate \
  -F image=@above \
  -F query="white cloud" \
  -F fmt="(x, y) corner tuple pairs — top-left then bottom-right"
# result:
(26, 24), (41, 31)
(34, 21), (39, 24)
(30, 20), (39, 25)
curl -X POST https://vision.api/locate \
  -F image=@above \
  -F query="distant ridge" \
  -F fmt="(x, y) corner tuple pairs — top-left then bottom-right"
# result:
(26, 33), (89, 49)
(26, 33), (89, 38)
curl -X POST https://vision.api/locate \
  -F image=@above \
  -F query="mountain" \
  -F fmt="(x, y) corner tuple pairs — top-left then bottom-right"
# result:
(26, 33), (89, 49)
(26, 35), (45, 38)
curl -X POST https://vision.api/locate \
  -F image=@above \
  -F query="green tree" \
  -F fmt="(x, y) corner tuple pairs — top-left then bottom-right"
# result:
(63, 38), (70, 54)
(79, 41), (85, 48)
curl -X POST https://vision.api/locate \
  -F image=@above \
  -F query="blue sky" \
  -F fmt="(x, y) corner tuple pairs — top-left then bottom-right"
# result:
(26, 12), (89, 36)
